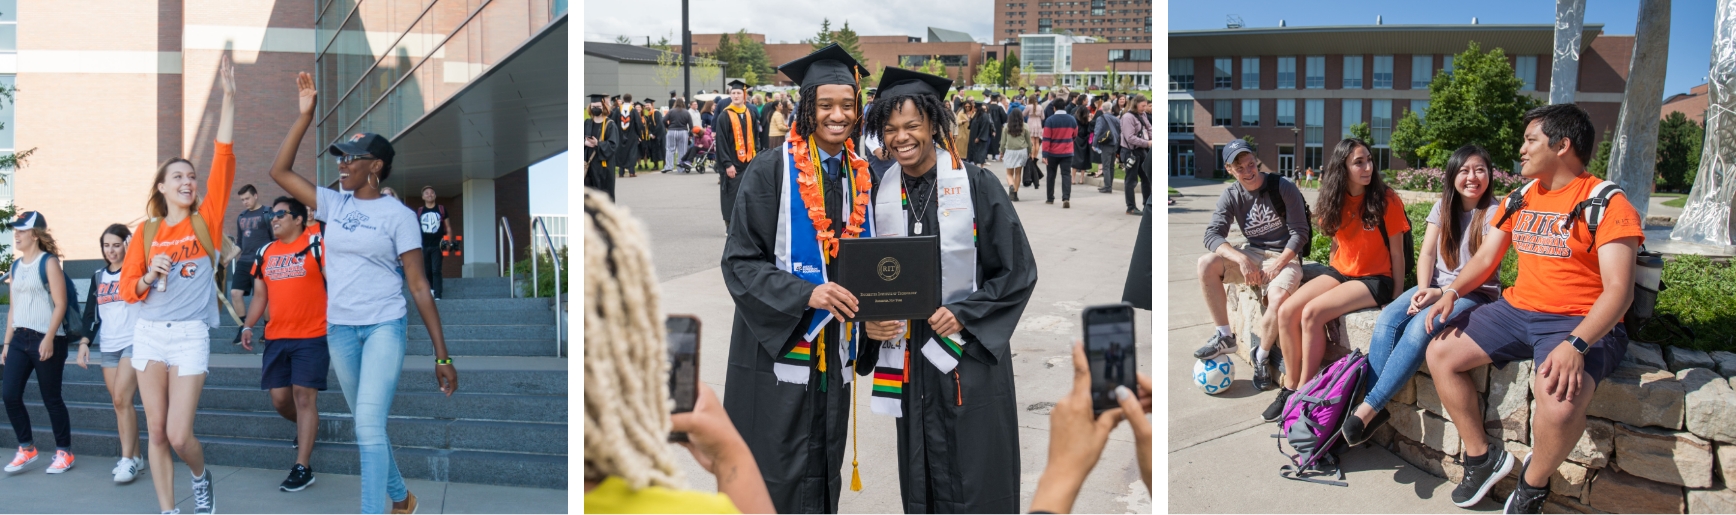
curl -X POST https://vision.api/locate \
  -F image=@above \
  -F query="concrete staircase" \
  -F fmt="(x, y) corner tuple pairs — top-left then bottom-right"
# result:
(0, 277), (568, 489)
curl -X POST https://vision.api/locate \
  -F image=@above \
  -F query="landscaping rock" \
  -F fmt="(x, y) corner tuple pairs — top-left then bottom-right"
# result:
(1613, 423), (1715, 488)
(1486, 360), (1534, 445)
(1544, 493), (1604, 514)
(1569, 417), (1615, 469)
(1393, 435), (1462, 483)
(1688, 487), (1736, 514)
(1666, 347), (1718, 373)
(1342, 309), (1377, 354)
(1718, 445), (1736, 489)
(1585, 470), (1685, 514)
(1390, 404), (1424, 445)
(1711, 350), (1736, 378)
(1416, 378), (1445, 419)
(1626, 341), (1668, 369)
(1587, 363), (1685, 430)
(1473, 364), (1489, 394)
(1551, 460), (1593, 502)
(1678, 368), (1736, 444)
(1393, 374), (1417, 405)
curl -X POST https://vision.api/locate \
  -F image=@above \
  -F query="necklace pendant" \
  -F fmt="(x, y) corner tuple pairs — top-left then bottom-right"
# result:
(914, 222), (923, 235)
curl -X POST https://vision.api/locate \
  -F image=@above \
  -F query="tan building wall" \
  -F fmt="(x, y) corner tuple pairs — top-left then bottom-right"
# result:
(1662, 83), (1709, 125)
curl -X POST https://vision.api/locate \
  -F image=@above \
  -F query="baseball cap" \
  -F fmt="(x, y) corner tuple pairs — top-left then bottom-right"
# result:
(329, 132), (395, 166)
(10, 211), (44, 231)
(1222, 140), (1253, 166)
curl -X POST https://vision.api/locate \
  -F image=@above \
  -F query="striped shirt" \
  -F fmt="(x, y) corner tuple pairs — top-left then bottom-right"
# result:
(1041, 111), (1078, 158)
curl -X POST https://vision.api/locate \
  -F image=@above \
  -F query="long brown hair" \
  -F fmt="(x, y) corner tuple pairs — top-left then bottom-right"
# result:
(1314, 138), (1389, 237)
(1438, 145), (1495, 270)
(26, 227), (60, 257)
(146, 157), (198, 220)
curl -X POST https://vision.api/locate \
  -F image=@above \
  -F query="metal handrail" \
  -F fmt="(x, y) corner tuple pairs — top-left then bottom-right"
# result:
(531, 217), (564, 352)
(498, 217), (515, 298)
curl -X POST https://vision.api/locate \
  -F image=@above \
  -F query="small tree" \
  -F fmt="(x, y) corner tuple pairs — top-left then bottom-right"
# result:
(652, 32), (681, 94)
(614, 35), (632, 45)
(1390, 110), (1426, 166)
(1350, 122), (1372, 144)
(1657, 111), (1705, 191)
(834, 21), (865, 65)
(1587, 130), (1613, 178)
(1416, 42), (1540, 168)
(807, 19), (835, 49)
(974, 58), (1003, 90)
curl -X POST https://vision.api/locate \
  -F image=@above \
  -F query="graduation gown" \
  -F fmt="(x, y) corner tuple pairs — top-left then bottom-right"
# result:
(1123, 197), (1152, 310)
(583, 118), (621, 200)
(720, 147), (869, 514)
(614, 109), (641, 175)
(968, 114), (994, 165)
(715, 107), (757, 225)
(860, 160), (1038, 514)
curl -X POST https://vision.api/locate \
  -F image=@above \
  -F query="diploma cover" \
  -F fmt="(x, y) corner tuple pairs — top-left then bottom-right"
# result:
(837, 235), (940, 321)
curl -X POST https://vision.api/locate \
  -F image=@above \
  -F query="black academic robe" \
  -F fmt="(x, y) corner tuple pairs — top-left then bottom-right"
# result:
(583, 118), (621, 200)
(721, 149), (869, 514)
(987, 103), (1008, 153)
(968, 115), (994, 165)
(615, 109), (641, 175)
(644, 110), (665, 165)
(1123, 197), (1152, 310)
(756, 103), (776, 151)
(858, 161), (1038, 514)
(715, 108), (757, 225)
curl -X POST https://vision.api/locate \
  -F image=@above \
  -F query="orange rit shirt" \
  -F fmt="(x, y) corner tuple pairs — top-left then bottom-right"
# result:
(250, 225), (326, 340)
(120, 142), (234, 328)
(1328, 189), (1410, 278)
(1493, 173), (1644, 316)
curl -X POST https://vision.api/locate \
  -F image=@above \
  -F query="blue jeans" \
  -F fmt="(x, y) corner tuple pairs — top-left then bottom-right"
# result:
(328, 319), (409, 514)
(1364, 286), (1488, 411)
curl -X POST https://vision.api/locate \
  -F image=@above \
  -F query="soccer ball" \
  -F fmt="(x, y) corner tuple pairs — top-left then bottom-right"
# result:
(1194, 355), (1235, 395)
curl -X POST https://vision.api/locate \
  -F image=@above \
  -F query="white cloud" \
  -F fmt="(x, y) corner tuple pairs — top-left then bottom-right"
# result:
(583, 0), (993, 46)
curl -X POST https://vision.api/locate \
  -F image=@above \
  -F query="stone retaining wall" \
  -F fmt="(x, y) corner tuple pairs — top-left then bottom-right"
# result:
(1226, 283), (1736, 514)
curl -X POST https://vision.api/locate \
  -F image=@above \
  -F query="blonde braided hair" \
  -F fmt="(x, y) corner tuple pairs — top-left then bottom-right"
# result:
(582, 189), (684, 490)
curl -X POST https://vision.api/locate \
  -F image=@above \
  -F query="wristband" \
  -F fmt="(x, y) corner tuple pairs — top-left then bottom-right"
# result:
(436, 358), (453, 366)
(1441, 287), (1460, 299)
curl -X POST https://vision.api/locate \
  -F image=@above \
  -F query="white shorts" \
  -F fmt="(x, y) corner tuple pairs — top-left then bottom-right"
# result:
(130, 319), (211, 376)
(1003, 149), (1029, 169)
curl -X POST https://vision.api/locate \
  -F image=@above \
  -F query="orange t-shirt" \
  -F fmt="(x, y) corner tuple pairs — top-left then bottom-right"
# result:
(1328, 189), (1410, 278)
(1494, 173), (1644, 316)
(251, 225), (326, 340)
(120, 142), (234, 325)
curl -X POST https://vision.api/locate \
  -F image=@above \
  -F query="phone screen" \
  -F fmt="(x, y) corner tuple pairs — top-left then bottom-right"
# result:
(666, 316), (699, 415)
(1084, 304), (1137, 413)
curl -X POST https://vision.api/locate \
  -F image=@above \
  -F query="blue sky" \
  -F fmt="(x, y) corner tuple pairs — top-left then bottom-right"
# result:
(529, 151), (568, 216)
(1169, 0), (1716, 101)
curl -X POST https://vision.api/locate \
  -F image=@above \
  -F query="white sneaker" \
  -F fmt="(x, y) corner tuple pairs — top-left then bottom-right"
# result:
(115, 456), (144, 483)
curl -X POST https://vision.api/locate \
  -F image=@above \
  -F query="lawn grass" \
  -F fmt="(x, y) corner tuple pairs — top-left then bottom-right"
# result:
(1663, 196), (1687, 208)
(1168, 187), (1182, 197)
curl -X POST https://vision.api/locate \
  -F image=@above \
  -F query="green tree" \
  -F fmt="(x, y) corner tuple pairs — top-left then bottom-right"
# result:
(716, 29), (774, 86)
(1587, 130), (1612, 178)
(652, 32), (681, 94)
(614, 35), (632, 45)
(866, 63), (885, 91)
(1411, 42), (1540, 169)
(1350, 122), (1372, 144)
(1657, 112), (1704, 191)
(834, 21), (864, 65)
(1390, 110), (1426, 165)
(807, 19), (835, 49)
(974, 58), (1003, 90)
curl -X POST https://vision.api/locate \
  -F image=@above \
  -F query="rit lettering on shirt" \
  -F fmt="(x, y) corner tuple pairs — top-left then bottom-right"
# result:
(262, 254), (310, 281)
(96, 279), (123, 305)
(1509, 210), (1574, 258)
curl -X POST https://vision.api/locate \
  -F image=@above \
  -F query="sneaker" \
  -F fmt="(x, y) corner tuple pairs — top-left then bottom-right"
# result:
(45, 450), (73, 473)
(192, 470), (215, 514)
(1063, 201), (1070, 208)
(1340, 409), (1390, 447)
(1451, 443), (1514, 508)
(1046, 199), (1054, 204)
(390, 491), (419, 514)
(115, 456), (144, 483)
(1193, 332), (1237, 360)
(1503, 454), (1546, 513)
(1251, 355), (1276, 391)
(1261, 388), (1294, 422)
(1010, 191), (1019, 201)
(162, 510), (180, 515)
(4, 446), (38, 472)
(280, 464), (315, 492)
(1126, 208), (1142, 215)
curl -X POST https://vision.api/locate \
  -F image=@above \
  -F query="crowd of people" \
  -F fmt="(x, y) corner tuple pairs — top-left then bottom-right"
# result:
(1, 63), (459, 515)
(584, 44), (1152, 514)
(1192, 103), (1643, 514)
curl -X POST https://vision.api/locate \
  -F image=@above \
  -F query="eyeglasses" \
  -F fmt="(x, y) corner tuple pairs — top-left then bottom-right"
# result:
(270, 210), (294, 219)
(336, 154), (378, 164)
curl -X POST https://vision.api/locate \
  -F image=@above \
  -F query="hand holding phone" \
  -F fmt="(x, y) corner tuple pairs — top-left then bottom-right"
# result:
(1082, 303), (1137, 414)
(666, 315), (702, 442)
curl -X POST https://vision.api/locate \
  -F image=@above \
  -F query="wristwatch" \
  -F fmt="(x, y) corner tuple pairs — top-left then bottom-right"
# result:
(1568, 335), (1592, 354)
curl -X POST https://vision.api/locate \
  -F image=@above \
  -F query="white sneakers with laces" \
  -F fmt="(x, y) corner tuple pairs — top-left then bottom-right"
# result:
(114, 455), (145, 483)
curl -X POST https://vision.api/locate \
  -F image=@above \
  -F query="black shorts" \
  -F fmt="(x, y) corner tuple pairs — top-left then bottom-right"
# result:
(229, 257), (258, 293)
(1317, 266), (1394, 305)
(1450, 299), (1628, 384)
(261, 336), (330, 391)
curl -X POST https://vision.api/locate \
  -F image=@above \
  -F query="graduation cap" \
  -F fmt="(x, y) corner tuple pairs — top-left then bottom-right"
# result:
(874, 66), (953, 101)
(777, 43), (870, 89)
(727, 79), (747, 91)
(587, 94), (607, 103)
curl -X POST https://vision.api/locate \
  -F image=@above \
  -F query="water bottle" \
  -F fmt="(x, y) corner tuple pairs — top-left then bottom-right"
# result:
(154, 255), (168, 292)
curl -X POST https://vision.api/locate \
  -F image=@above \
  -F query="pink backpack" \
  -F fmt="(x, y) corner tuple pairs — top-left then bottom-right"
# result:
(1273, 349), (1369, 487)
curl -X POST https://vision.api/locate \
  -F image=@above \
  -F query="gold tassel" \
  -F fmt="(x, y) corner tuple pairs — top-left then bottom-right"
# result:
(850, 366), (862, 492)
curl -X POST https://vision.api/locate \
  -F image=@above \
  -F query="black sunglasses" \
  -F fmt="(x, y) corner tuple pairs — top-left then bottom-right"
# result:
(336, 154), (378, 164)
(271, 210), (295, 219)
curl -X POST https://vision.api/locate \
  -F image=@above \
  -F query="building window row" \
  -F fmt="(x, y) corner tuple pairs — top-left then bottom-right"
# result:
(1168, 100), (1193, 133)
(1191, 53), (1541, 92)
(1169, 58), (1193, 91)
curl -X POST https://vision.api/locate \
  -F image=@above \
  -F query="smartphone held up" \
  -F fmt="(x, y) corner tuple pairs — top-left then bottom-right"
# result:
(1082, 303), (1138, 414)
(666, 315), (701, 442)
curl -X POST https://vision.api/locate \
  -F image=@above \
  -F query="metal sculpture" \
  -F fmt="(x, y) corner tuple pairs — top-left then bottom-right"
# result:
(1673, 0), (1736, 245)
(1549, 0), (1586, 105)
(1608, 0), (1671, 220)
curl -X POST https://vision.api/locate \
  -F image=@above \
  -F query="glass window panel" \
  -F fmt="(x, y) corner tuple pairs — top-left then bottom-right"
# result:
(1372, 99), (1391, 146)
(1412, 55), (1432, 88)
(1241, 99), (1258, 126)
(0, 25), (16, 53)
(1277, 56), (1295, 89)
(0, 75), (15, 149)
(0, 0), (16, 23)
(1342, 99), (1361, 139)
(1343, 55), (1362, 88)
(1516, 55), (1537, 90)
(1305, 56), (1324, 88)
(1213, 99), (1231, 126)
(1373, 55), (1392, 89)
(1411, 100), (1429, 122)
(1241, 57), (1259, 89)
(1305, 99), (1324, 146)
(1443, 55), (1454, 74)
(1277, 99), (1294, 127)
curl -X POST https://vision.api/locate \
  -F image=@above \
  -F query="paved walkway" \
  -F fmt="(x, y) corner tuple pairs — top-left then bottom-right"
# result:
(0, 458), (569, 513)
(1166, 177), (1497, 513)
(617, 160), (1153, 514)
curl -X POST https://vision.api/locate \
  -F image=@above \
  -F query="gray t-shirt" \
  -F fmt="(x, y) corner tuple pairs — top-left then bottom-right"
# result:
(1204, 173), (1310, 254)
(1426, 201), (1503, 301)
(316, 187), (423, 326)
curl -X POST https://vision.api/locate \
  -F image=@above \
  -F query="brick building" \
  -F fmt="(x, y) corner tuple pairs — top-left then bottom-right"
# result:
(1167, 24), (1633, 179)
(1661, 83), (1708, 125)
(990, 0), (1154, 44)
(8, 0), (566, 279)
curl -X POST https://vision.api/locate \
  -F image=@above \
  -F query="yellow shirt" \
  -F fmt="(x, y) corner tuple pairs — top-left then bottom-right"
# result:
(584, 476), (741, 514)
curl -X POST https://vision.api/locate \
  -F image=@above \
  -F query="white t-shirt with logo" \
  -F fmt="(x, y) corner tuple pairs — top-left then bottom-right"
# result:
(96, 268), (140, 351)
(315, 187), (423, 326)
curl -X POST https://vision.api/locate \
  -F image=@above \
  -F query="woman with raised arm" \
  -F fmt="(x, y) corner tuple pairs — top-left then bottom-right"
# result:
(268, 71), (457, 515)
(117, 60), (237, 515)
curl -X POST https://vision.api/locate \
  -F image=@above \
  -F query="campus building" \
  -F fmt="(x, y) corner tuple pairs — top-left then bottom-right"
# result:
(7, 0), (567, 278)
(1166, 23), (1634, 179)
(1662, 82), (1709, 125)
(990, 0), (1154, 44)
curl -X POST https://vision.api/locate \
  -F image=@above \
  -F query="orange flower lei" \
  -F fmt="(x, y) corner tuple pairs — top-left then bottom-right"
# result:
(790, 135), (872, 259)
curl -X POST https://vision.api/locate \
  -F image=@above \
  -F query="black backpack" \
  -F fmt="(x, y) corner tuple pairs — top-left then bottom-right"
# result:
(1260, 174), (1315, 258)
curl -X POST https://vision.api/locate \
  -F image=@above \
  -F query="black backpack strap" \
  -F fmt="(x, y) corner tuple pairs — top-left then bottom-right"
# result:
(1492, 181), (1534, 229)
(1567, 181), (1622, 253)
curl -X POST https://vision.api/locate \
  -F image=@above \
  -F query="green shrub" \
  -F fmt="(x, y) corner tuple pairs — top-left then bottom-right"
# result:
(1648, 255), (1736, 352)
(511, 246), (570, 298)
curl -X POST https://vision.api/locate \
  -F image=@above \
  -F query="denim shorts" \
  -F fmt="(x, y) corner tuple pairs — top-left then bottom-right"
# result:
(131, 320), (211, 376)
(261, 336), (331, 391)
(1450, 298), (1629, 383)
(100, 345), (133, 369)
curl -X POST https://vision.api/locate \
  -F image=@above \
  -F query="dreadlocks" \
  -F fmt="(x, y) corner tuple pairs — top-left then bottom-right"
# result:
(863, 93), (962, 166)
(792, 83), (863, 139)
(583, 189), (684, 491)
